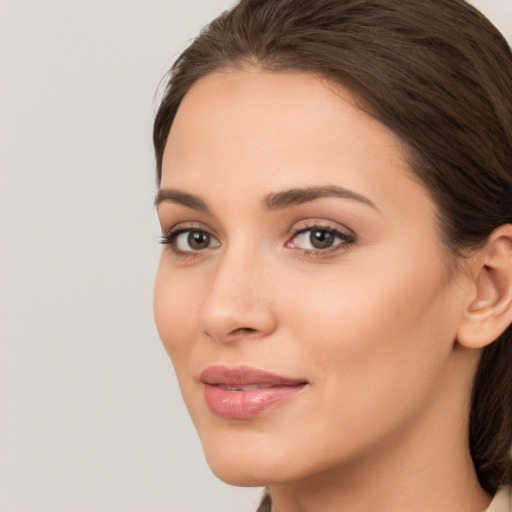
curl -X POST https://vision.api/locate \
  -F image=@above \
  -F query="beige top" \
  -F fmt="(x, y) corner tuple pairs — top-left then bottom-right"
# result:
(256, 486), (512, 512)
(485, 487), (512, 512)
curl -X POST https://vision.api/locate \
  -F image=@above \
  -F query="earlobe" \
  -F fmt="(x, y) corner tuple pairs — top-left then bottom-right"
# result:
(457, 224), (512, 349)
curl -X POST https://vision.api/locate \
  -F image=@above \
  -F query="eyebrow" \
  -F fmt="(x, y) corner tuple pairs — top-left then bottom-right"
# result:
(155, 189), (209, 212)
(262, 185), (378, 211)
(155, 185), (378, 212)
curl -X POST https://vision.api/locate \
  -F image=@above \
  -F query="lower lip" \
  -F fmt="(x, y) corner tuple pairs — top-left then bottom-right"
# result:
(204, 384), (306, 419)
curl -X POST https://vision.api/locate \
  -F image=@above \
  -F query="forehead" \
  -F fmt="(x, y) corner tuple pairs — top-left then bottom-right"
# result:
(161, 68), (433, 225)
(166, 68), (402, 155)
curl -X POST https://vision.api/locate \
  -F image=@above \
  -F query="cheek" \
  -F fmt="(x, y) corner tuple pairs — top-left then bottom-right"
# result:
(284, 249), (457, 411)
(153, 260), (200, 364)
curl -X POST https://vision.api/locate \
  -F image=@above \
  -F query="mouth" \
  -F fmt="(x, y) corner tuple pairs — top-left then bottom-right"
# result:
(200, 366), (308, 420)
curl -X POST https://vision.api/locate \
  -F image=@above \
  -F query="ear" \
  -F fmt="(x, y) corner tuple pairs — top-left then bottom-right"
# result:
(457, 224), (512, 349)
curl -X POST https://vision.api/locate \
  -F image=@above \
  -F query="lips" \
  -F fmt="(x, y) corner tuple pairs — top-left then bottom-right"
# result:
(200, 366), (308, 420)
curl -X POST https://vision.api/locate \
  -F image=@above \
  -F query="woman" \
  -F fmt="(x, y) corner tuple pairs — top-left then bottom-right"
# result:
(152, 0), (512, 510)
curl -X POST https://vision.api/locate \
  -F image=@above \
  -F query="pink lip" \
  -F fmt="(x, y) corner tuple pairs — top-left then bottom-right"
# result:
(200, 366), (308, 420)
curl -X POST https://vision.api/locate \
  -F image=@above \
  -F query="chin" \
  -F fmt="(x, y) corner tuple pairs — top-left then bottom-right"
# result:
(199, 430), (291, 487)
(209, 464), (271, 488)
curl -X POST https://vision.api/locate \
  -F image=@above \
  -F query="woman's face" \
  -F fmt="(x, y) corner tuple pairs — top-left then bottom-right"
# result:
(154, 69), (472, 486)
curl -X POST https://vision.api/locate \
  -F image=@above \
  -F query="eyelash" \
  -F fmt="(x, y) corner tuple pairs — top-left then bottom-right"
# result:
(286, 223), (355, 256)
(160, 223), (355, 258)
(160, 225), (219, 259)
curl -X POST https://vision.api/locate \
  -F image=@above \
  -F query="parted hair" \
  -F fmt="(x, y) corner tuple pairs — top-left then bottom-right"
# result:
(154, 0), (512, 494)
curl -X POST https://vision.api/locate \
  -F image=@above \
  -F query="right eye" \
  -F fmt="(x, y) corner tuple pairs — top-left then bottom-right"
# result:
(160, 228), (220, 255)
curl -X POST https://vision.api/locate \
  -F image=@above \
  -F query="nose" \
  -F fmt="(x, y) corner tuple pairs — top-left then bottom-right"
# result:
(199, 249), (278, 343)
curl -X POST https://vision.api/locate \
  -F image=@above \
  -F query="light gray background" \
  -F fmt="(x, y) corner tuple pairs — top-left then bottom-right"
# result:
(0, 1), (511, 511)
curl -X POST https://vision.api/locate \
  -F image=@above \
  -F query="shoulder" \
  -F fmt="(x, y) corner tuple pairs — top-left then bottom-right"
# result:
(485, 486), (512, 512)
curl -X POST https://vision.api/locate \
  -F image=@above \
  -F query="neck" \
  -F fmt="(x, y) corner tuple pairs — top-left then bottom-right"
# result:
(269, 347), (492, 512)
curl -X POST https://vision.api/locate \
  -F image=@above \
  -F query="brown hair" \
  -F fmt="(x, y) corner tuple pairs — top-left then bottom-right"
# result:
(153, 0), (512, 494)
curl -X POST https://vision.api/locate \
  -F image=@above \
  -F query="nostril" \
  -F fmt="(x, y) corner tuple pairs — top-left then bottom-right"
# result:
(231, 327), (257, 336)
(202, 326), (260, 342)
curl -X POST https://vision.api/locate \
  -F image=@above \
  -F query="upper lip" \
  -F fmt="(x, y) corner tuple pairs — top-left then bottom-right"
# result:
(200, 365), (308, 388)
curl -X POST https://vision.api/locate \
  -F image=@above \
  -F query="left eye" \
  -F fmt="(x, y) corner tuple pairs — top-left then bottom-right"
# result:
(287, 227), (352, 251)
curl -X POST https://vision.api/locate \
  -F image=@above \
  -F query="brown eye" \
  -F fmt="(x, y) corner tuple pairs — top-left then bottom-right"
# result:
(161, 228), (220, 253)
(188, 231), (212, 250)
(286, 225), (354, 253)
(310, 229), (335, 249)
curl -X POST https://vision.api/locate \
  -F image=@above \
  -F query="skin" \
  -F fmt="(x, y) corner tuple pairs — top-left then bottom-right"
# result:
(154, 68), (492, 512)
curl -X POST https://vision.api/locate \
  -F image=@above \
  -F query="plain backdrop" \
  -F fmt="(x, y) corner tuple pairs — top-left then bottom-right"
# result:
(0, 1), (511, 511)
